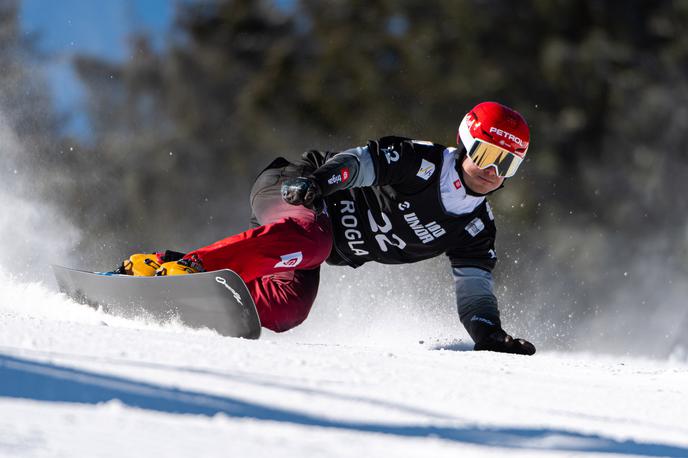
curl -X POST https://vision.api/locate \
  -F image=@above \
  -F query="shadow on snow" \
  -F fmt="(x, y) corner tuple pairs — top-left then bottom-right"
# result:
(1, 353), (686, 457)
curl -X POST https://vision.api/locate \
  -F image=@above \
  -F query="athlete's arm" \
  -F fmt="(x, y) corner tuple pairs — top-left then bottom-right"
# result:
(453, 266), (501, 340)
(280, 146), (373, 209)
(309, 134), (427, 196)
(309, 145), (375, 196)
(282, 137), (427, 208)
(453, 266), (536, 355)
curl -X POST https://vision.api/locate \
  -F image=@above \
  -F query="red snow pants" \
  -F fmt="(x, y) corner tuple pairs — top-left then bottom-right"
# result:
(186, 158), (333, 332)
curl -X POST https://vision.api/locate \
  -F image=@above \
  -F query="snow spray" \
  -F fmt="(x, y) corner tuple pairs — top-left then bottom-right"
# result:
(0, 111), (80, 283)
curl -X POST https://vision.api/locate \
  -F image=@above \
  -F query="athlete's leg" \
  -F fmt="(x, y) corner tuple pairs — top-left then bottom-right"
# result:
(186, 159), (332, 331)
(246, 161), (331, 331)
(246, 268), (321, 332)
(186, 161), (332, 284)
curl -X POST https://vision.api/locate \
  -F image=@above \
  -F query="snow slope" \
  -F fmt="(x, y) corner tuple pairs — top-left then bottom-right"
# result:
(1, 273), (688, 458)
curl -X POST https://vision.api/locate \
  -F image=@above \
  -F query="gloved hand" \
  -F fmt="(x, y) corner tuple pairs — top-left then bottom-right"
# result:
(467, 315), (536, 355)
(474, 328), (536, 355)
(115, 250), (185, 276)
(156, 254), (204, 276)
(281, 177), (323, 211)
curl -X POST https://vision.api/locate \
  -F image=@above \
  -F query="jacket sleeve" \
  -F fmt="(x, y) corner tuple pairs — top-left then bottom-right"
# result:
(445, 204), (498, 272)
(309, 146), (375, 196)
(453, 266), (503, 344)
(309, 136), (426, 195)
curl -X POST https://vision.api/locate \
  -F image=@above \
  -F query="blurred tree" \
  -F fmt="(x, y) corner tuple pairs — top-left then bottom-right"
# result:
(71, 0), (304, 254)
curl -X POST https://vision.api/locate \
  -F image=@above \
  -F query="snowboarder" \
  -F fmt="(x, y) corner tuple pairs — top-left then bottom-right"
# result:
(120, 101), (536, 355)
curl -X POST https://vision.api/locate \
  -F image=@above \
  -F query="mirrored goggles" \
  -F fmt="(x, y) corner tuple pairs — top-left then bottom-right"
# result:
(467, 140), (525, 178)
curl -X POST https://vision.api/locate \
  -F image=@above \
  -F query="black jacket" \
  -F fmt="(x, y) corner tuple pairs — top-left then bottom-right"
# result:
(299, 136), (498, 272)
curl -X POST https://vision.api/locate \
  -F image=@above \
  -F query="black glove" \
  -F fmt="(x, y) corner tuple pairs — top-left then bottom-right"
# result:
(474, 329), (536, 355)
(467, 315), (536, 355)
(281, 177), (323, 212)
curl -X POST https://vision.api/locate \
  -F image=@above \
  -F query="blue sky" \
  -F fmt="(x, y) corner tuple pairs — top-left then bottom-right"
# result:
(20, 0), (174, 59)
(19, 0), (174, 138)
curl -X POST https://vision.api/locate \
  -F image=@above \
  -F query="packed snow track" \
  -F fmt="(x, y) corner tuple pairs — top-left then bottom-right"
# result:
(1, 275), (687, 458)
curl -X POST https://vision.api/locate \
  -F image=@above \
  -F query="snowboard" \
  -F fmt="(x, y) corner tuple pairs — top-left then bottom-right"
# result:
(52, 265), (261, 339)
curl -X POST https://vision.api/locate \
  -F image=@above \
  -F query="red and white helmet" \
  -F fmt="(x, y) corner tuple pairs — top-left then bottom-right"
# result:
(457, 101), (530, 177)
